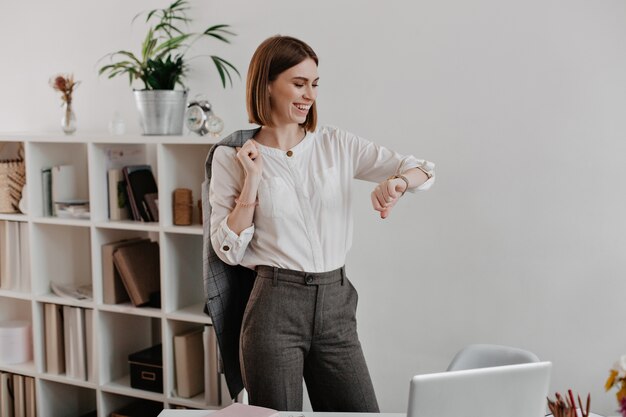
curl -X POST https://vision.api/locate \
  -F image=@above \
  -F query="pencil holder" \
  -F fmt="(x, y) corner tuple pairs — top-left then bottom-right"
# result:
(173, 188), (193, 226)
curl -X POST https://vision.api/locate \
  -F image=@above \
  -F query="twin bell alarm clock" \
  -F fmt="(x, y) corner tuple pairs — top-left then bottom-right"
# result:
(185, 99), (224, 137)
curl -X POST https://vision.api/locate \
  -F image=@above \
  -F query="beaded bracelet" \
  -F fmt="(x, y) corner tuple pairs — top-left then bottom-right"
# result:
(235, 198), (258, 208)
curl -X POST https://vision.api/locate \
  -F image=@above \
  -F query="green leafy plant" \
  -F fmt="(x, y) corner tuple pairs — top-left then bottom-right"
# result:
(98, 0), (239, 90)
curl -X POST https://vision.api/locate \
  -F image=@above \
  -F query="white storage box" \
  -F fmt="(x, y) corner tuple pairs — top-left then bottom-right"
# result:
(0, 320), (32, 364)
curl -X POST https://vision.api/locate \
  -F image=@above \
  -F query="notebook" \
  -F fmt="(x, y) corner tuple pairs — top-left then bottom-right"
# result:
(407, 362), (552, 417)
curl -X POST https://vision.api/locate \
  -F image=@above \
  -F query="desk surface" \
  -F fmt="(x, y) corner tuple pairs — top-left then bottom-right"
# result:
(158, 411), (610, 417)
(158, 412), (404, 417)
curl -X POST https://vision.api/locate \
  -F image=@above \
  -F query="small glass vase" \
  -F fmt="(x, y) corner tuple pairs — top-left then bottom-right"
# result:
(61, 101), (76, 134)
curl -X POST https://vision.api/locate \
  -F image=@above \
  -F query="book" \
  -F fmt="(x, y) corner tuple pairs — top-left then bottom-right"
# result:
(62, 306), (87, 380)
(204, 325), (221, 406)
(174, 327), (204, 398)
(41, 168), (52, 216)
(207, 403), (279, 417)
(107, 169), (130, 220)
(12, 374), (24, 417)
(0, 372), (13, 417)
(0, 221), (20, 291)
(18, 222), (30, 292)
(44, 303), (65, 374)
(101, 238), (148, 304)
(123, 165), (158, 222)
(85, 308), (94, 382)
(0, 221), (5, 289)
(62, 305), (74, 378)
(23, 377), (35, 417)
(73, 307), (87, 380)
(112, 240), (160, 307)
(143, 192), (159, 222)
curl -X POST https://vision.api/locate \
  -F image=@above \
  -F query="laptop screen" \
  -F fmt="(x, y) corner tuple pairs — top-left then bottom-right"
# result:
(407, 362), (552, 417)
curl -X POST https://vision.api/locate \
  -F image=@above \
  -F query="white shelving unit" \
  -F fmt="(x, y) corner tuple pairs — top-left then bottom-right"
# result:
(0, 133), (218, 416)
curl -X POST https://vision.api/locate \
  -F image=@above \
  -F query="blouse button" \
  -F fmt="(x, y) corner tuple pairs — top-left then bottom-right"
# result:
(286, 150), (293, 157)
(222, 245), (230, 252)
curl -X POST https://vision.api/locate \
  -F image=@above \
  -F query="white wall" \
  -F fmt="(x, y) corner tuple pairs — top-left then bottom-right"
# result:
(2, 0), (626, 414)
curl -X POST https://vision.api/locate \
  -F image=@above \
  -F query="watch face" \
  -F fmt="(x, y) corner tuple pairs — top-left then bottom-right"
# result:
(207, 114), (224, 136)
(185, 105), (207, 132)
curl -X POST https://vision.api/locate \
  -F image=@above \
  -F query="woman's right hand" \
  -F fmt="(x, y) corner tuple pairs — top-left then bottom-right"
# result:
(235, 139), (263, 182)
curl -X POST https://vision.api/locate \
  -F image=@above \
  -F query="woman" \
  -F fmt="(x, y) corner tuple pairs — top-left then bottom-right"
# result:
(203, 35), (435, 412)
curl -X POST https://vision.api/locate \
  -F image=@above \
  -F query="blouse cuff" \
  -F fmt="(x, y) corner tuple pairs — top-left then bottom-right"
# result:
(403, 159), (436, 193)
(212, 216), (255, 265)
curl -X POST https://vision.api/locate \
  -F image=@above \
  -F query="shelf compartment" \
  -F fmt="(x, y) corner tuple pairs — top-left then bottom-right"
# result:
(161, 233), (203, 314)
(38, 379), (96, 417)
(38, 372), (98, 389)
(162, 225), (203, 236)
(158, 144), (212, 228)
(164, 320), (207, 404)
(102, 374), (165, 402)
(0, 213), (28, 222)
(100, 391), (164, 417)
(93, 220), (161, 232)
(27, 142), (89, 218)
(99, 311), (161, 389)
(0, 361), (37, 377)
(92, 227), (160, 306)
(89, 143), (158, 223)
(166, 303), (211, 325)
(30, 223), (92, 298)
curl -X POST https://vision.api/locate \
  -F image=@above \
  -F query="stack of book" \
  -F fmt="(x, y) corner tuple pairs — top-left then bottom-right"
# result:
(43, 304), (94, 382)
(107, 165), (158, 222)
(0, 372), (36, 417)
(0, 220), (30, 292)
(102, 238), (161, 308)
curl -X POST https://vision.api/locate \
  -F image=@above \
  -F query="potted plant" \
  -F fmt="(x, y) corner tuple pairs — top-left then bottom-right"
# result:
(98, 0), (239, 135)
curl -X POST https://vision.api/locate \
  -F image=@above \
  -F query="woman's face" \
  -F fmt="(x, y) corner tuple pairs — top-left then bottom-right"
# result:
(268, 57), (318, 127)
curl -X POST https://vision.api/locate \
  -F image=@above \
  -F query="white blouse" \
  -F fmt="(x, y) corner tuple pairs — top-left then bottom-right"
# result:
(209, 125), (435, 272)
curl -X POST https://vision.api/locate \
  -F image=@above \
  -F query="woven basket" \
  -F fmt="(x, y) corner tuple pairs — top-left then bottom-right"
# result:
(0, 144), (25, 213)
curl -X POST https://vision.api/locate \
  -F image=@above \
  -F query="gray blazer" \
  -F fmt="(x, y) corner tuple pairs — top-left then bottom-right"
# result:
(202, 127), (261, 400)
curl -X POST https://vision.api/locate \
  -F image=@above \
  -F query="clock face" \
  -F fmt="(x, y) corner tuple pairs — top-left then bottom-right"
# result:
(207, 114), (224, 136)
(185, 105), (206, 132)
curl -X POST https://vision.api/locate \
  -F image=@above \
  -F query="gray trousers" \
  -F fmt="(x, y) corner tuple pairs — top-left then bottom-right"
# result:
(239, 265), (379, 412)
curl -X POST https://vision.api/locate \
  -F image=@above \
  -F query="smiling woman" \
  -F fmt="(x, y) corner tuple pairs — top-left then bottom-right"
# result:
(201, 35), (435, 412)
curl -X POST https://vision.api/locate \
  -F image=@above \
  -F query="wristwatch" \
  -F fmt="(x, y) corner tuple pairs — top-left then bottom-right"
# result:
(388, 174), (410, 196)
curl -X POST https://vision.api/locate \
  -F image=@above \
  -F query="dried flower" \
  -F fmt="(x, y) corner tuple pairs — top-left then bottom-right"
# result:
(49, 73), (80, 105)
(607, 355), (626, 413)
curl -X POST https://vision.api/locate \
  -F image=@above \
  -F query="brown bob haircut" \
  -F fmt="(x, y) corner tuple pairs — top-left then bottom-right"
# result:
(246, 35), (318, 132)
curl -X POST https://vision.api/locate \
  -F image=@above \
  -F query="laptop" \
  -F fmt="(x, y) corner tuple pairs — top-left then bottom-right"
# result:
(407, 362), (552, 417)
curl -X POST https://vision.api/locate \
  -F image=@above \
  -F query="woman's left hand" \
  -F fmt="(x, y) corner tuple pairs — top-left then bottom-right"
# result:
(371, 178), (405, 219)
